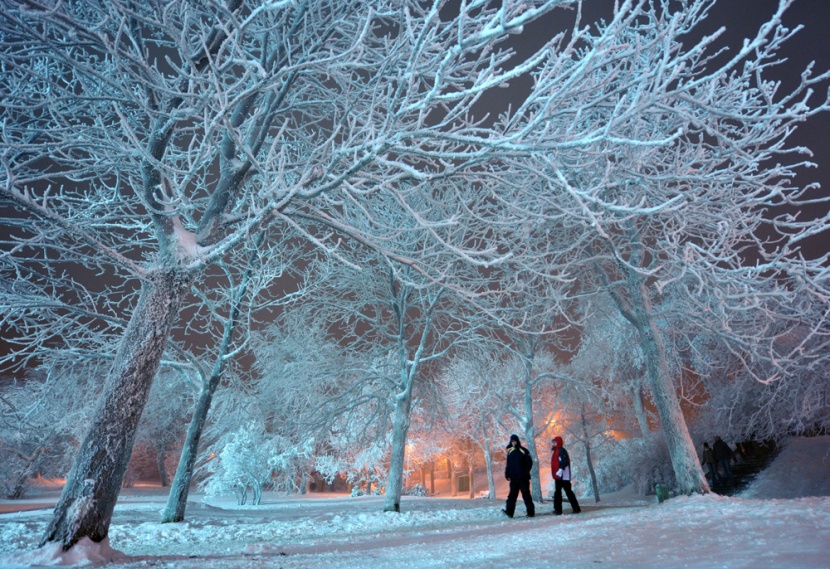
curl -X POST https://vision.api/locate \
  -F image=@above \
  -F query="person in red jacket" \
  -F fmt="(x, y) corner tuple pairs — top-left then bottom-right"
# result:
(550, 436), (581, 515)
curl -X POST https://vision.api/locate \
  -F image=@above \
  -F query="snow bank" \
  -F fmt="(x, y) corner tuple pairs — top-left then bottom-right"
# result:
(740, 435), (830, 499)
(1, 537), (126, 567)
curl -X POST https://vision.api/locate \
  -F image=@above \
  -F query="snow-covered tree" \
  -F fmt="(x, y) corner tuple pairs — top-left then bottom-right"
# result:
(439, 346), (506, 500)
(569, 295), (655, 438)
(161, 234), (308, 523)
(316, 252), (461, 512)
(488, 334), (561, 502)
(689, 293), (830, 443)
(497, 0), (830, 494)
(199, 420), (305, 505)
(1, 0), (576, 549)
(194, 307), (350, 499)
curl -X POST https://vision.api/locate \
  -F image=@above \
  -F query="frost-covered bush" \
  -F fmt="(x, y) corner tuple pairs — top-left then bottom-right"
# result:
(349, 485), (382, 497)
(200, 421), (312, 504)
(316, 438), (388, 497)
(200, 422), (277, 505)
(582, 434), (676, 496)
(403, 483), (428, 497)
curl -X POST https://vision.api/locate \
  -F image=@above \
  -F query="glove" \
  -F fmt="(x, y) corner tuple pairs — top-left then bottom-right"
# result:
(556, 469), (563, 478)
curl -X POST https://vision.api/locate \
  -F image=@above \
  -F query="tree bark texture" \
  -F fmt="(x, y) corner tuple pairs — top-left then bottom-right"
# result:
(41, 271), (188, 550)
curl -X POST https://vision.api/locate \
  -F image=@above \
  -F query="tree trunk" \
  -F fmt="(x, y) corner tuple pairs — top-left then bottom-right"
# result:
(161, 245), (254, 523)
(41, 272), (187, 550)
(484, 438), (496, 500)
(429, 463), (435, 495)
(450, 461), (457, 497)
(161, 375), (219, 523)
(467, 459), (474, 499)
(630, 280), (709, 495)
(632, 384), (650, 436)
(7, 447), (43, 499)
(584, 439), (600, 503)
(156, 445), (168, 488)
(523, 385), (543, 502)
(383, 390), (412, 512)
(581, 406), (600, 503)
(8, 466), (32, 500)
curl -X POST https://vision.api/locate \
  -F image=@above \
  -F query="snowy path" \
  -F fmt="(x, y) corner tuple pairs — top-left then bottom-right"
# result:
(2, 436), (829, 568)
(3, 494), (829, 568)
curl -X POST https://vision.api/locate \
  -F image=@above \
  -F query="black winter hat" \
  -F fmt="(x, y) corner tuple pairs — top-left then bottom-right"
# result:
(507, 434), (521, 448)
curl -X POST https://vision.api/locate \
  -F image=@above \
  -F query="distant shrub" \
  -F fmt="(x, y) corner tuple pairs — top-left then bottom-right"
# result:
(403, 484), (428, 497)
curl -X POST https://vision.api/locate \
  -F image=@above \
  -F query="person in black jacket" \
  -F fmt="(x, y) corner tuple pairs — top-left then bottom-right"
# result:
(702, 442), (720, 486)
(713, 436), (734, 484)
(502, 434), (535, 518)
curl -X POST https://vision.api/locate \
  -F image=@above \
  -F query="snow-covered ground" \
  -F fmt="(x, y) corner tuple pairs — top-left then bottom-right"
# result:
(1, 436), (829, 568)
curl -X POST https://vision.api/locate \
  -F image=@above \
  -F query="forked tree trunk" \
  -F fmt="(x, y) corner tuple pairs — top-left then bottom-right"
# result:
(383, 390), (413, 512)
(7, 446), (43, 499)
(41, 271), (187, 550)
(8, 463), (34, 500)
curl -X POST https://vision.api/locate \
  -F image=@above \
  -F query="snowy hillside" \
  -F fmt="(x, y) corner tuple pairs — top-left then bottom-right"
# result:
(739, 435), (830, 499)
(0, 436), (828, 568)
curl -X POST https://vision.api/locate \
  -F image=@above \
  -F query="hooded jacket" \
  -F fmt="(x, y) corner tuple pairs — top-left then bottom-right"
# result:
(551, 436), (572, 481)
(504, 434), (533, 481)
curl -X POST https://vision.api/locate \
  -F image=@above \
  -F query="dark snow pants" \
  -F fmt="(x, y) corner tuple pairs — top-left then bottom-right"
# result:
(553, 479), (581, 514)
(505, 478), (535, 517)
